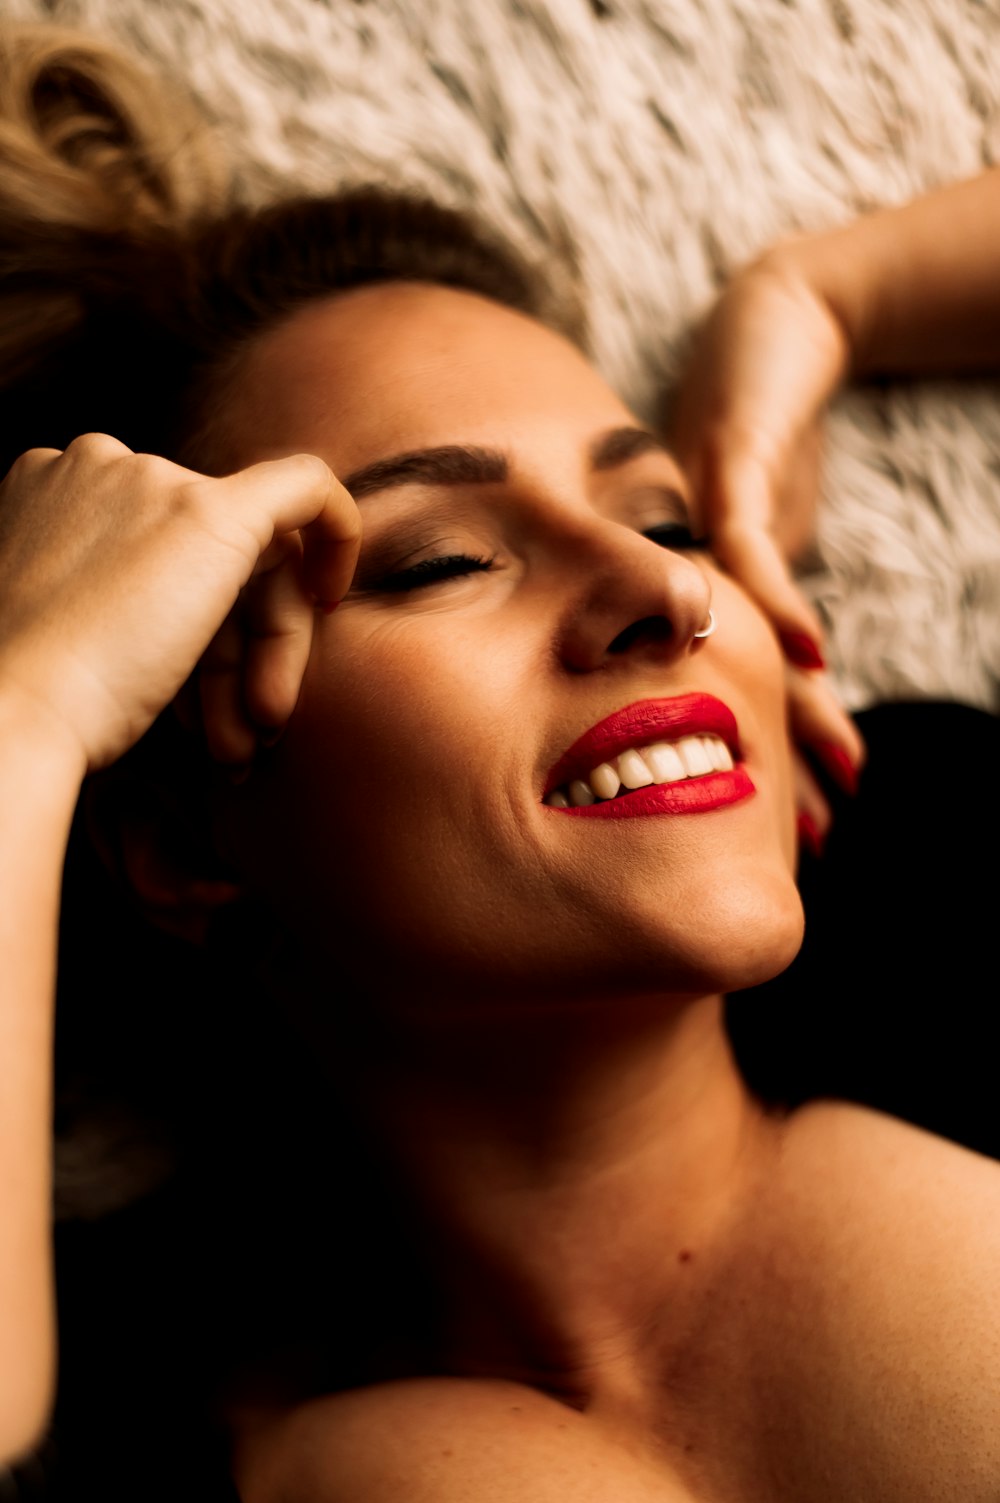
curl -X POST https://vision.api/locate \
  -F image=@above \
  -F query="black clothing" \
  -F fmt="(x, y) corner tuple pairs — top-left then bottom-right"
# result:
(729, 700), (1000, 1161)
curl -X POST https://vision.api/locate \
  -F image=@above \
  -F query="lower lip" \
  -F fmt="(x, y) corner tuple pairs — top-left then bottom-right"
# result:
(548, 767), (755, 818)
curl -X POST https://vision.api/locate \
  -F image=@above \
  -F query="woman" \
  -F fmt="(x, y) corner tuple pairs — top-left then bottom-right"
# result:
(1, 24), (998, 1501)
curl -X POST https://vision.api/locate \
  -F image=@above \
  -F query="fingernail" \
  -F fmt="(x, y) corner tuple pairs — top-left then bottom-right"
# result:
(780, 631), (825, 671)
(796, 811), (825, 859)
(815, 741), (859, 797)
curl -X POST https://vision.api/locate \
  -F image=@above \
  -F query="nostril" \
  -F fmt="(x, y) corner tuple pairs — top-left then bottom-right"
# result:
(607, 616), (674, 655)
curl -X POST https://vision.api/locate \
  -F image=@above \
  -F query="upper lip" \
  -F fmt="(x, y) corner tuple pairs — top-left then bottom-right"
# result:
(543, 694), (741, 796)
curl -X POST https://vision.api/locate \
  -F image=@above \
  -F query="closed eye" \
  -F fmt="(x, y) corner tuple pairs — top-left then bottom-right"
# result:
(376, 552), (495, 592)
(364, 518), (703, 596)
(642, 521), (708, 551)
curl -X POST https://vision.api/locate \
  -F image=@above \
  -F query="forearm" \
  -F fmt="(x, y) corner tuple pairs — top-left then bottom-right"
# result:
(0, 690), (85, 1463)
(761, 166), (1000, 378)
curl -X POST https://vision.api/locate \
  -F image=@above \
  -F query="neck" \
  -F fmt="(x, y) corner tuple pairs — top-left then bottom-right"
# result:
(328, 988), (772, 1405)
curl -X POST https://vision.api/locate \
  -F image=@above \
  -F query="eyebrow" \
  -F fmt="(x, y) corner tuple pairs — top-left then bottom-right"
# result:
(589, 425), (669, 470)
(341, 426), (671, 501)
(342, 445), (506, 500)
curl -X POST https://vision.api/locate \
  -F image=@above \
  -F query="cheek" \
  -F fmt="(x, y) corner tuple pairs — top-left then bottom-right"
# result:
(231, 609), (540, 960)
(295, 611), (521, 799)
(220, 585), (804, 1002)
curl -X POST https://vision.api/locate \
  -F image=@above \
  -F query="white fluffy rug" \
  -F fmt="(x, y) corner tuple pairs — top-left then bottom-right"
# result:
(5, 0), (1000, 708)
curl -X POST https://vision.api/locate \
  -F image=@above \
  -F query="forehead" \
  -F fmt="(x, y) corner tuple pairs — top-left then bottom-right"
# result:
(221, 281), (636, 475)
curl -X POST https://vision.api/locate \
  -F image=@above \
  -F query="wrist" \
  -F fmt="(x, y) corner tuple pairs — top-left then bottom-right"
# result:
(0, 679), (89, 805)
(752, 234), (867, 381)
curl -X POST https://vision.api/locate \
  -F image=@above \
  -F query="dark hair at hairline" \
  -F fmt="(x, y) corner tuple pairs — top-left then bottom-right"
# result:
(173, 188), (587, 473)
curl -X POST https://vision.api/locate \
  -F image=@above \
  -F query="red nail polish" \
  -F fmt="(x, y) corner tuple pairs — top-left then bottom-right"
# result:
(780, 631), (826, 671)
(796, 811), (825, 859)
(815, 741), (859, 797)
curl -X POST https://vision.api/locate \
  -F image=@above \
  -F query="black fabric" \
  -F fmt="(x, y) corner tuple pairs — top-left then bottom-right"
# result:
(728, 700), (1000, 1160)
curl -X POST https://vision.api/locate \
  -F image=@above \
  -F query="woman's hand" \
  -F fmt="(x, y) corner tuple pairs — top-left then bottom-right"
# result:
(670, 250), (851, 652)
(0, 434), (361, 775)
(0, 432), (365, 1464)
(670, 252), (865, 840)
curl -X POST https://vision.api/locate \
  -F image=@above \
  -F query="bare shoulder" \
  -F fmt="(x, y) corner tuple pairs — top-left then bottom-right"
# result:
(780, 1098), (1000, 1272)
(765, 1101), (1000, 1497)
(233, 1377), (684, 1503)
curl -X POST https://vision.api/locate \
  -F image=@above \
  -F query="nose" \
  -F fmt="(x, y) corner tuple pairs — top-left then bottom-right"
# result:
(554, 521), (713, 674)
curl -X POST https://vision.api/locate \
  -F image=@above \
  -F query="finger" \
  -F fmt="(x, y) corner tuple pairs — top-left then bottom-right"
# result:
(792, 753), (832, 860)
(713, 517), (826, 664)
(209, 455), (362, 606)
(199, 609), (257, 769)
(702, 447), (826, 651)
(785, 666), (865, 795)
(773, 422), (824, 560)
(242, 540), (315, 730)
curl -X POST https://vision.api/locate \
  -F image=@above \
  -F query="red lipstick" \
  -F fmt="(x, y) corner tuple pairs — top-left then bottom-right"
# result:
(544, 693), (754, 819)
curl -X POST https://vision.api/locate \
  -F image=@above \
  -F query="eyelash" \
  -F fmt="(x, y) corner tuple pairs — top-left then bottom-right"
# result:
(377, 523), (707, 593)
(378, 553), (497, 592)
(642, 522), (708, 552)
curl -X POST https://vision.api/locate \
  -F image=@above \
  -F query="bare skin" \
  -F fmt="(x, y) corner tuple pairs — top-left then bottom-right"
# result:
(673, 165), (1000, 656)
(194, 286), (998, 1501)
(5, 180), (1000, 1479)
(233, 1099), (1000, 1503)
(235, 175), (998, 1503)
(0, 439), (359, 1462)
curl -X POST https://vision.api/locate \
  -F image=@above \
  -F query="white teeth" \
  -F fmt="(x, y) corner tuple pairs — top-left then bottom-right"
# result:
(707, 737), (734, 772)
(589, 762), (621, 801)
(545, 732), (736, 808)
(617, 748), (653, 789)
(677, 737), (713, 778)
(645, 741), (686, 784)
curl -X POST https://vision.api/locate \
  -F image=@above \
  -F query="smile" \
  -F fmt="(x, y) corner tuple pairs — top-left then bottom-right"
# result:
(545, 732), (734, 806)
(542, 694), (756, 819)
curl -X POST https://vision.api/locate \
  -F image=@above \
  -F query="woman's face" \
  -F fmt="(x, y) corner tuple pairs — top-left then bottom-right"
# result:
(217, 282), (803, 1010)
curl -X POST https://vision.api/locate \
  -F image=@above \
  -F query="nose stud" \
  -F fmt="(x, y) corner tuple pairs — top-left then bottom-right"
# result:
(693, 609), (716, 640)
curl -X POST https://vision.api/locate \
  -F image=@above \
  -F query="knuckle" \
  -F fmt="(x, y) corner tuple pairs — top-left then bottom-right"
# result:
(64, 432), (129, 462)
(124, 452), (175, 500)
(287, 452), (333, 488)
(3, 446), (56, 483)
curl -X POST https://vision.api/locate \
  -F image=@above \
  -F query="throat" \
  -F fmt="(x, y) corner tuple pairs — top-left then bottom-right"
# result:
(349, 994), (768, 1403)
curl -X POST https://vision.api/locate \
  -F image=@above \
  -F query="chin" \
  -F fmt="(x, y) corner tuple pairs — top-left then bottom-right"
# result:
(442, 874), (808, 1013)
(604, 861), (807, 1000)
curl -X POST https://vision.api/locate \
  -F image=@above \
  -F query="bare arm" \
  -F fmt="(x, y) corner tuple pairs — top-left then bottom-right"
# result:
(0, 436), (360, 1464)
(765, 166), (1000, 377)
(673, 167), (1000, 577)
(0, 697), (83, 1460)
